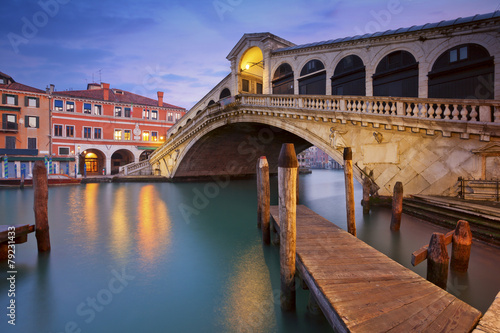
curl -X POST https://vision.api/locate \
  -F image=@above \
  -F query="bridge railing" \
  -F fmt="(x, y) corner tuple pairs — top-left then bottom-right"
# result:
(239, 94), (500, 123)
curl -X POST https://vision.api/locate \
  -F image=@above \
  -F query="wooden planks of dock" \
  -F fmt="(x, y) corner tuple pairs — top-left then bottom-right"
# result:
(270, 205), (482, 333)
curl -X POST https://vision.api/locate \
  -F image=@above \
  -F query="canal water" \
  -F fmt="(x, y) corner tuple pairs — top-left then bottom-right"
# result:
(1, 170), (499, 333)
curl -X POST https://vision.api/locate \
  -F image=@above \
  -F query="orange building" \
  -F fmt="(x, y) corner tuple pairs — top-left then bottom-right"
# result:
(0, 72), (55, 178)
(51, 82), (185, 175)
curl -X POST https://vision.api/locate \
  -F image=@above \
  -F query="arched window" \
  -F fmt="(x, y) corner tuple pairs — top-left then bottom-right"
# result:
(428, 44), (494, 99)
(373, 51), (418, 97)
(207, 100), (215, 106)
(299, 60), (326, 95)
(272, 63), (294, 94)
(331, 55), (366, 96)
(219, 88), (231, 100)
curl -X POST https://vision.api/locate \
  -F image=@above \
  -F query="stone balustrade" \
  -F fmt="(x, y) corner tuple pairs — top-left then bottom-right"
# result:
(119, 159), (152, 176)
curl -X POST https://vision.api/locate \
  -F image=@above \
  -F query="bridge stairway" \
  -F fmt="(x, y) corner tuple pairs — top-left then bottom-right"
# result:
(403, 195), (500, 246)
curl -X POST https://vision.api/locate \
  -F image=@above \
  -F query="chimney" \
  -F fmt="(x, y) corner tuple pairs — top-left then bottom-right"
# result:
(46, 84), (55, 94)
(157, 91), (164, 107)
(102, 83), (110, 101)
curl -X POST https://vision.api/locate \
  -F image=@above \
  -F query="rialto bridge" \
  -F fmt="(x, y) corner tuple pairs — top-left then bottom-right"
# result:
(147, 12), (500, 197)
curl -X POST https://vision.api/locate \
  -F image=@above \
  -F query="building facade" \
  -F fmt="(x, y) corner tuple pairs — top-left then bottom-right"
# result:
(51, 83), (185, 175)
(298, 146), (342, 169)
(0, 72), (60, 177)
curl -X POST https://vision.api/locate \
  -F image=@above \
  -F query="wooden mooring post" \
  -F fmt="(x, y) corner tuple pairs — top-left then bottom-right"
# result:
(427, 232), (449, 289)
(257, 156), (271, 245)
(390, 181), (403, 231)
(362, 176), (370, 215)
(278, 143), (298, 311)
(451, 220), (472, 272)
(33, 160), (51, 252)
(343, 147), (356, 236)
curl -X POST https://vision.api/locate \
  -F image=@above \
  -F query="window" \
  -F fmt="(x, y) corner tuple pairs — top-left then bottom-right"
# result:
(94, 105), (102, 115)
(256, 83), (263, 94)
(460, 46), (468, 60)
(124, 130), (131, 140)
(28, 138), (37, 150)
(151, 110), (158, 120)
(450, 46), (468, 63)
(83, 103), (91, 114)
(54, 100), (63, 111)
(83, 127), (92, 139)
(25, 116), (39, 128)
(167, 112), (173, 122)
(5, 136), (16, 149)
(66, 125), (74, 137)
(114, 129), (122, 140)
(59, 147), (70, 155)
(175, 113), (181, 122)
(242, 79), (249, 92)
(3, 94), (18, 105)
(66, 101), (74, 112)
(94, 128), (102, 139)
(142, 131), (149, 141)
(115, 107), (122, 117)
(124, 107), (131, 118)
(142, 109), (149, 119)
(3, 114), (17, 130)
(54, 124), (63, 137)
(26, 97), (39, 107)
(152, 131), (158, 142)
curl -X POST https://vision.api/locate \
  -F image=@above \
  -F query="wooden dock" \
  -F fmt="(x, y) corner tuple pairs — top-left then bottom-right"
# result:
(0, 224), (35, 260)
(270, 205), (482, 333)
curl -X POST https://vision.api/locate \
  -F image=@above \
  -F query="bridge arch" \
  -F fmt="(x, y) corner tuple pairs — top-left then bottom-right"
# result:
(238, 46), (264, 94)
(331, 54), (366, 96)
(373, 50), (419, 97)
(219, 88), (231, 100)
(168, 115), (366, 186)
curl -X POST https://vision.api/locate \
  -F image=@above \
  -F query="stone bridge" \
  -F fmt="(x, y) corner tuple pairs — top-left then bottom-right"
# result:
(146, 13), (500, 197)
(149, 94), (500, 196)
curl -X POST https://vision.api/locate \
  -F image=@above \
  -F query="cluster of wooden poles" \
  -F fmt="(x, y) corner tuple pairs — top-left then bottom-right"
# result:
(256, 143), (473, 310)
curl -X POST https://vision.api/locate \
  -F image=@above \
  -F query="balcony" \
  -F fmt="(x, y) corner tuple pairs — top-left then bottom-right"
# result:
(0, 122), (18, 132)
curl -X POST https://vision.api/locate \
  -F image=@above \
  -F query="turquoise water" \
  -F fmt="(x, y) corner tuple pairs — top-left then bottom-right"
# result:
(1, 170), (499, 332)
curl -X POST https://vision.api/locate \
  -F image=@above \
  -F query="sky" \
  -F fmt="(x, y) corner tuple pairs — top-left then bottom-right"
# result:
(1, 0), (499, 109)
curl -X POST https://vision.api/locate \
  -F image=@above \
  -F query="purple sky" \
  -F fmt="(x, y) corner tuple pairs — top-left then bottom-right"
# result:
(1, 0), (498, 109)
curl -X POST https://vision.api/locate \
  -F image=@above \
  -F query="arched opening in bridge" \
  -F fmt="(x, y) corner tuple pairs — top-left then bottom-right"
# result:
(80, 149), (105, 175)
(208, 100), (215, 106)
(299, 59), (326, 95)
(239, 46), (263, 94)
(219, 88), (231, 100)
(111, 149), (134, 174)
(373, 50), (418, 97)
(428, 43), (494, 99)
(139, 150), (153, 161)
(331, 55), (366, 96)
(272, 63), (294, 94)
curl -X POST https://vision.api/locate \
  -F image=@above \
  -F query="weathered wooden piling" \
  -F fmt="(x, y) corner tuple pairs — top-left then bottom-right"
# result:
(390, 181), (404, 231)
(451, 220), (472, 272)
(257, 156), (271, 245)
(427, 232), (448, 289)
(343, 147), (356, 236)
(33, 160), (51, 252)
(20, 173), (25, 189)
(362, 176), (371, 215)
(278, 143), (298, 311)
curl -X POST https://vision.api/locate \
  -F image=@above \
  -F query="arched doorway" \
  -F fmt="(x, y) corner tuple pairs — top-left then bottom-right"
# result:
(373, 50), (418, 97)
(139, 150), (153, 161)
(272, 63), (294, 94)
(239, 46), (263, 94)
(331, 55), (366, 96)
(219, 88), (231, 100)
(80, 149), (105, 175)
(299, 59), (326, 95)
(111, 149), (134, 174)
(428, 43), (494, 99)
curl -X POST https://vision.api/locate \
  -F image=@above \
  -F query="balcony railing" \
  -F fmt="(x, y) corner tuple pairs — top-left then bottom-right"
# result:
(0, 122), (18, 131)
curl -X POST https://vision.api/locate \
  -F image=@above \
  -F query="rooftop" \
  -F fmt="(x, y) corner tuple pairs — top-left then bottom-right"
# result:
(275, 11), (500, 53)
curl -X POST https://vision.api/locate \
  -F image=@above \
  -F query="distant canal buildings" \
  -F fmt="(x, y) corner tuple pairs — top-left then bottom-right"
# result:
(1, 73), (186, 177)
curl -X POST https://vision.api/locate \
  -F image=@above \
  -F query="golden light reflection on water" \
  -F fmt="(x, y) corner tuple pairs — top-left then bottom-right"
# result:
(68, 184), (99, 253)
(136, 185), (171, 267)
(219, 244), (277, 333)
(110, 186), (131, 260)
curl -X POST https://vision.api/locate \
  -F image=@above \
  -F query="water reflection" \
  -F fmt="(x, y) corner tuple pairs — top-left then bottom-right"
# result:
(219, 244), (276, 333)
(67, 184), (99, 254)
(136, 185), (171, 269)
(111, 186), (131, 261)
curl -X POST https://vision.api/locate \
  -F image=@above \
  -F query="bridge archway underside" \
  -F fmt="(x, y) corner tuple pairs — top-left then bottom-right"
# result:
(150, 95), (500, 196)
